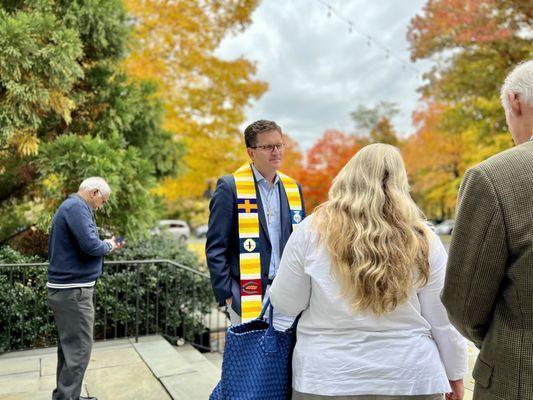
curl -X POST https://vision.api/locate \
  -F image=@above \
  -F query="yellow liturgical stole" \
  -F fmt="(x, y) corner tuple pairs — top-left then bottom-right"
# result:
(232, 163), (303, 321)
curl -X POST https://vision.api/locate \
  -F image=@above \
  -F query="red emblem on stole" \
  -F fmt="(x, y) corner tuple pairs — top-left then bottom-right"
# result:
(241, 280), (261, 295)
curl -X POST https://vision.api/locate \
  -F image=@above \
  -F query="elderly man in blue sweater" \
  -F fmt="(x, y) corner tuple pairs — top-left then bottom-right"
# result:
(47, 177), (121, 400)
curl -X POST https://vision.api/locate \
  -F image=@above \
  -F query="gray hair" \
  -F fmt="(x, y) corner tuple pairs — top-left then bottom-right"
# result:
(79, 177), (111, 195)
(500, 60), (533, 112)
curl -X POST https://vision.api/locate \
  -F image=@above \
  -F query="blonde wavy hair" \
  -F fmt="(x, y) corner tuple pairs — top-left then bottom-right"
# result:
(314, 143), (430, 315)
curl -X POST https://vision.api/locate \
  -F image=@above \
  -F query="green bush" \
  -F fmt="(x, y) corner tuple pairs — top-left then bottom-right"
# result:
(0, 235), (215, 353)
(0, 0), (184, 249)
(0, 247), (52, 352)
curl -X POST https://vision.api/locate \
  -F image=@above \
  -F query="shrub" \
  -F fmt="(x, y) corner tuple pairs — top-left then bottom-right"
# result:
(0, 235), (214, 353)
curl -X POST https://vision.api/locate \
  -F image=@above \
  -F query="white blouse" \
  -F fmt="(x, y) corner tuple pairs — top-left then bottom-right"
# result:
(270, 216), (467, 396)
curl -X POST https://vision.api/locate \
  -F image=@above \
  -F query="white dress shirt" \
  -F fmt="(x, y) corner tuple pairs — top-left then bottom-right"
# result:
(251, 163), (281, 279)
(251, 164), (295, 331)
(270, 215), (467, 396)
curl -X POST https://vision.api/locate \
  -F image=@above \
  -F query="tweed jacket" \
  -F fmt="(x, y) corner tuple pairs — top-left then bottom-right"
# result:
(442, 140), (533, 400)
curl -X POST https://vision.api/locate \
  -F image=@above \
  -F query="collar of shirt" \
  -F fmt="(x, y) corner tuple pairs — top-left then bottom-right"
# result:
(71, 193), (94, 213)
(251, 163), (280, 187)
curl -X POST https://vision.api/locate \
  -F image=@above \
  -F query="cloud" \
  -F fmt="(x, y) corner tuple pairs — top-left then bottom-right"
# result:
(216, 0), (431, 149)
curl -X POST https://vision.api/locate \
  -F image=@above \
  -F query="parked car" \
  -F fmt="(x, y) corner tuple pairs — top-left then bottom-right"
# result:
(426, 220), (437, 232)
(152, 220), (191, 242)
(195, 224), (208, 238)
(435, 219), (454, 235)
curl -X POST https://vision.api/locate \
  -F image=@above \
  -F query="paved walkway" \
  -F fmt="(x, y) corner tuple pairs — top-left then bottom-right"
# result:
(0, 337), (171, 399)
(0, 336), (221, 400)
(0, 334), (477, 399)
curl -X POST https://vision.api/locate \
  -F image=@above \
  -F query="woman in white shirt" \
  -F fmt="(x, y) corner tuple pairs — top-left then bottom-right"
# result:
(270, 143), (467, 400)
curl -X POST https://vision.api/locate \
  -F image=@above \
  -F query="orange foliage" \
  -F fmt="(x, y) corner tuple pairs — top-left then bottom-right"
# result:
(300, 130), (365, 212)
(402, 102), (464, 219)
(407, 0), (514, 60)
(404, 0), (528, 218)
(281, 134), (304, 181)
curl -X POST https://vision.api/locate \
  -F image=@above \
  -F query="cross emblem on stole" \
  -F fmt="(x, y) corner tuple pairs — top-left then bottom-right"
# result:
(239, 199), (257, 214)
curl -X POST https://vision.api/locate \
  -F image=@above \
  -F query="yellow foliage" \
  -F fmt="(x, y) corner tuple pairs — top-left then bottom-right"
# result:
(402, 103), (463, 219)
(49, 91), (75, 125)
(402, 96), (514, 219)
(42, 173), (61, 190)
(123, 0), (267, 200)
(9, 130), (40, 156)
(157, 133), (248, 199)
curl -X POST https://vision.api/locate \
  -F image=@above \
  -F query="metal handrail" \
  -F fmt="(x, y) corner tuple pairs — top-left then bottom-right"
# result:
(0, 259), (210, 278)
(0, 262), (48, 267)
(0, 259), (228, 354)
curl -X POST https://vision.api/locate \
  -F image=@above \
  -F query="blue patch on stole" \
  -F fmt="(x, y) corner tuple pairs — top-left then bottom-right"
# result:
(290, 210), (302, 224)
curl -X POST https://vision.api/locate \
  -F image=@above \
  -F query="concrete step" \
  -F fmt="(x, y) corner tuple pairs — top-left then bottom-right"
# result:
(0, 337), (171, 400)
(134, 336), (196, 379)
(161, 370), (219, 400)
(174, 344), (221, 378)
(134, 336), (220, 400)
(203, 352), (223, 371)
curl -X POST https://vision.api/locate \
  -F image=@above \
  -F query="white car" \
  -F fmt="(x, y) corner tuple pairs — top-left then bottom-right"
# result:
(195, 224), (208, 238)
(435, 219), (454, 235)
(153, 220), (191, 242)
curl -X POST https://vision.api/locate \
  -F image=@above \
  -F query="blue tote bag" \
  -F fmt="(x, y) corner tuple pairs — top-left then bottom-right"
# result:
(210, 299), (298, 400)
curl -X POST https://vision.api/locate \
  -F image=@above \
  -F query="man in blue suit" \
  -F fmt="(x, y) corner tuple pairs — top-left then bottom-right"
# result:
(206, 120), (305, 329)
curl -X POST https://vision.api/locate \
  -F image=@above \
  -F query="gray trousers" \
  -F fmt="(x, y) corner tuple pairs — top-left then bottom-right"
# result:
(292, 392), (443, 400)
(48, 287), (95, 400)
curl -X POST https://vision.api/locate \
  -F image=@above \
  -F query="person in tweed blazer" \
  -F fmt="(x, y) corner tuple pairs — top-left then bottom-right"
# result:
(442, 60), (533, 400)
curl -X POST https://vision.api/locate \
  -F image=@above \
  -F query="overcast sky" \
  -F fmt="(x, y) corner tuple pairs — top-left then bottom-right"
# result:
(215, 0), (433, 149)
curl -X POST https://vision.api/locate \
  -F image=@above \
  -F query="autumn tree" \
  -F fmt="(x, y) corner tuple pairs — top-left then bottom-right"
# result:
(408, 0), (531, 153)
(403, 103), (464, 219)
(351, 102), (400, 146)
(403, 0), (531, 218)
(408, 0), (531, 62)
(279, 134), (304, 181)
(0, 0), (182, 248)
(124, 0), (267, 199)
(300, 130), (365, 211)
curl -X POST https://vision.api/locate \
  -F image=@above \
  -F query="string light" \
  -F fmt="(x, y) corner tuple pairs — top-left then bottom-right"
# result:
(316, 0), (422, 76)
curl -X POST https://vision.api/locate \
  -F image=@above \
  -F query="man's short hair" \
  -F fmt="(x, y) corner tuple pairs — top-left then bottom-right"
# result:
(500, 60), (533, 111)
(79, 177), (111, 195)
(244, 120), (282, 148)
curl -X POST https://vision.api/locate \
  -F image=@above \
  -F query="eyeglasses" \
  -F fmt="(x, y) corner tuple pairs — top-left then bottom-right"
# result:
(96, 190), (108, 205)
(251, 143), (285, 153)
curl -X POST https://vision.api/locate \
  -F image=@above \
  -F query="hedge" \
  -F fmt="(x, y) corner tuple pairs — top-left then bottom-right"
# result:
(0, 235), (214, 353)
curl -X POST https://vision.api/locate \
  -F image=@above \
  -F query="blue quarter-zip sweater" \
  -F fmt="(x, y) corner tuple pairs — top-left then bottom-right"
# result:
(47, 194), (111, 286)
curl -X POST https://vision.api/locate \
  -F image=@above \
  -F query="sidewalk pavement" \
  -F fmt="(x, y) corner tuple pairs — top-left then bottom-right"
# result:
(0, 337), (172, 400)
(0, 335), (478, 399)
